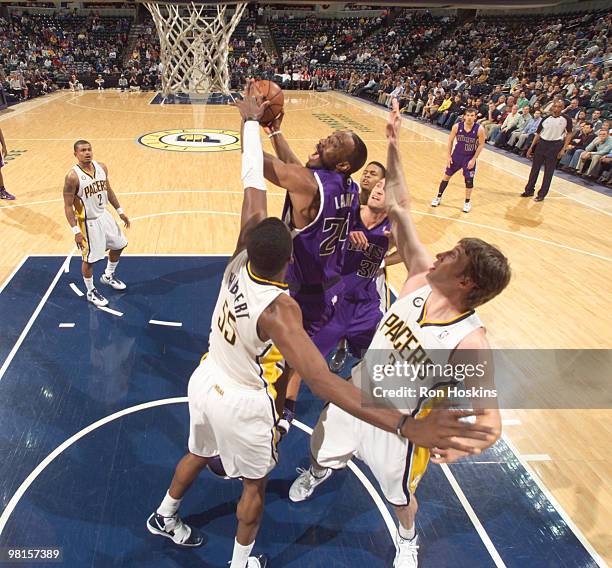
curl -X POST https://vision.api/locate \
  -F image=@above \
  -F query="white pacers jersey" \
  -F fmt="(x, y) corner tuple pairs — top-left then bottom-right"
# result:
(73, 161), (108, 219)
(353, 284), (483, 413)
(204, 250), (289, 399)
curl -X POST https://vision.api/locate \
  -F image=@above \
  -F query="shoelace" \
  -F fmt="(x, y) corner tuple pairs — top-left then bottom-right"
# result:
(295, 467), (314, 490)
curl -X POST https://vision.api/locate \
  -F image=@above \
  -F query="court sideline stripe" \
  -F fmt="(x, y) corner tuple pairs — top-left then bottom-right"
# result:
(0, 250), (74, 385)
(0, 400), (396, 551)
(440, 464), (507, 567)
(503, 437), (608, 568)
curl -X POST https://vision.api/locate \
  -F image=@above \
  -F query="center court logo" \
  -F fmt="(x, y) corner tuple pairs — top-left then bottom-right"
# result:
(138, 128), (240, 153)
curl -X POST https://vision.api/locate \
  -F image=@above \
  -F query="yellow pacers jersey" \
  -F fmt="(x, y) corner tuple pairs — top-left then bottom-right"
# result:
(205, 250), (289, 399)
(353, 283), (484, 414)
(73, 161), (108, 220)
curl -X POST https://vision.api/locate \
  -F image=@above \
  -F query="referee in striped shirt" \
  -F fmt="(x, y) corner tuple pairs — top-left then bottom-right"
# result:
(521, 99), (573, 201)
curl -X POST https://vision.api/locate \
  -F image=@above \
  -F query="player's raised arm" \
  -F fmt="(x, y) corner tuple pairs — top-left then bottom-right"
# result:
(263, 110), (303, 166)
(63, 170), (84, 251)
(384, 99), (433, 282)
(263, 151), (318, 195)
(258, 294), (498, 453)
(233, 85), (273, 257)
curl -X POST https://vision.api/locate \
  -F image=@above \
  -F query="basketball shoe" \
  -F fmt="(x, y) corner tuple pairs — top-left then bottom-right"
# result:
(463, 202), (472, 213)
(100, 273), (127, 290)
(431, 196), (441, 207)
(146, 512), (204, 547)
(394, 533), (419, 567)
(289, 466), (332, 502)
(87, 288), (108, 307)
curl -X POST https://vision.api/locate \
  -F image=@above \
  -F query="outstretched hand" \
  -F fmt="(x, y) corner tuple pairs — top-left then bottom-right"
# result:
(386, 98), (401, 143)
(235, 79), (270, 123)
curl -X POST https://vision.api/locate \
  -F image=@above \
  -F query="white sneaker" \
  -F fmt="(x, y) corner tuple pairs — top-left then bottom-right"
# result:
(394, 534), (419, 567)
(146, 512), (204, 547)
(463, 202), (472, 213)
(87, 288), (108, 307)
(289, 467), (332, 502)
(100, 273), (127, 290)
(246, 555), (268, 568)
(431, 196), (441, 207)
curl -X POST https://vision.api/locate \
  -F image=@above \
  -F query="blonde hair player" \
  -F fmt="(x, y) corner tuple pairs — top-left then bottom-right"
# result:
(63, 140), (130, 307)
(289, 100), (510, 567)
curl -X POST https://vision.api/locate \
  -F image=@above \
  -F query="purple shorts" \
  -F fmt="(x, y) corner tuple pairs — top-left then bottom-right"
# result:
(310, 297), (383, 358)
(291, 282), (343, 339)
(445, 155), (476, 179)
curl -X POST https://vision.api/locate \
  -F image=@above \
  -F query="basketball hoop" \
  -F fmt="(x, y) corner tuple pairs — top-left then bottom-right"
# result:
(142, 1), (247, 97)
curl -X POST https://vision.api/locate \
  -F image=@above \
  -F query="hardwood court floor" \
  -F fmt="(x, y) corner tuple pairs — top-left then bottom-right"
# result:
(0, 89), (611, 563)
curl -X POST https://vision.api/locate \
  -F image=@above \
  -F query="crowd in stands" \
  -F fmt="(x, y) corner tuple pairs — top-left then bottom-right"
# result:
(337, 9), (611, 186)
(1, 5), (610, 185)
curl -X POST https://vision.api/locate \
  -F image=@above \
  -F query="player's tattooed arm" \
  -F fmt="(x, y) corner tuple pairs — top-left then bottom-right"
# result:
(99, 163), (130, 228)
(63, 170), (84, 249)
(384, 99), (433, 284)
(258, 295), (497, 454)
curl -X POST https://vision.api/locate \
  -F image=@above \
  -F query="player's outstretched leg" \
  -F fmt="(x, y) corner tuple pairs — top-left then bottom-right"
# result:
(393, 497), (419, 568)
(230, 477), (268, 568)
(147, 452), (208, 547)
(289, 460), (333, 502)
(0, 168), (15, 200)
(431, 175), (450, 207)
(82, 261), (108, 307)
(100, 247), (127, 290)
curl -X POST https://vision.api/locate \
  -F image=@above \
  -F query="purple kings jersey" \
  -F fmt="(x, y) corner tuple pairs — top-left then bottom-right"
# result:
(342, 210), (391, 302)
(452, 122), (480, 159)
(282, 169), (360, 288)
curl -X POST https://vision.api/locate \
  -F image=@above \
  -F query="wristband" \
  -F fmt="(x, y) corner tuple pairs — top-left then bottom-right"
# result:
(396, 414), (409, 438)
(116, 207), (124, 215)
(71, 225), (81, 235)
(268, 130), (282, 139)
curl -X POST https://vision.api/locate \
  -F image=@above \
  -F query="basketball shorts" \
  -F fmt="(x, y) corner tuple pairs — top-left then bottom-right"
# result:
(187, 359), (280, 480)
(311, 297), (383, 358)
(311, 403), (430, 506)
(445, 155), (476, 180)
(79, 210), (128, 264)
(292, 283), (343, 339)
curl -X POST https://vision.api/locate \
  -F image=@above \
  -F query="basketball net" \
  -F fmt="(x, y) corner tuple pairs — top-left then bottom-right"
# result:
(143, 1), (247, 97)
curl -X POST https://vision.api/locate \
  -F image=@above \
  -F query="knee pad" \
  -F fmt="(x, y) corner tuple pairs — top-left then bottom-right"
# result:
(465, 178), (474, 189)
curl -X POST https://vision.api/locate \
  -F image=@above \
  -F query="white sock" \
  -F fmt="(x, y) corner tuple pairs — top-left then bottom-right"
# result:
(310, 464), (328, 479)
(105, 260), (118, 277)
(398, 523), (416, 541)
(229, 538), (254, 568)
(83, 276), (94, 293)
(157, 491), (182, 518)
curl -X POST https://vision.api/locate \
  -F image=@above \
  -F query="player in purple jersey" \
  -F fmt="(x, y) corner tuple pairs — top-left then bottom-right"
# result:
(262, 110), (367, 418)
(431, 107), (485, 213)
(359, 160), (386, 204)
(313, 179), (392, 366)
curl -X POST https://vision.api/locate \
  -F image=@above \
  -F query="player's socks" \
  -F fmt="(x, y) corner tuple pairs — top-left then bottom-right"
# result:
(229, 538), (254, 568)
(437, 180), (449, 196)
(105, 260), (119, 277)
(398, 523), (416, 541)
(157, 490), (181, 517)
(83, 276), (94, 293)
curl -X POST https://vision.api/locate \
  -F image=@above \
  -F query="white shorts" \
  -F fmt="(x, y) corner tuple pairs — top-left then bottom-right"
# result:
(80, 210), (128, 264)
(187, 360), (280, 479)
(311, 403), (430, 506)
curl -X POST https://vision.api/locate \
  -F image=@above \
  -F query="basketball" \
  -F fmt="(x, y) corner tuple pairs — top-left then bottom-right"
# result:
(253, 79), (284, 125)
